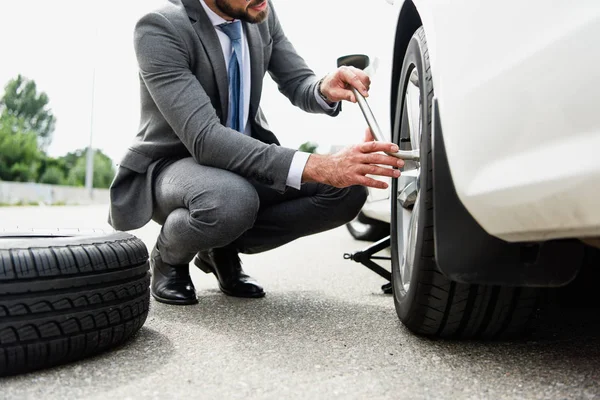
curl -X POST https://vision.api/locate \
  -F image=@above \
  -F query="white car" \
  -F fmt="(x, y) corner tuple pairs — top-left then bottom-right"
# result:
(344, 0), (600, 339)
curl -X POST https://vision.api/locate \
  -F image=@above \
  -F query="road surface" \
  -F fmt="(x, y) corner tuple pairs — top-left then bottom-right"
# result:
(1, 205), (599, 399)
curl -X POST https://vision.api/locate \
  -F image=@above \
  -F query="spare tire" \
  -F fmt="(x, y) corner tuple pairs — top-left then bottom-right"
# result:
(0, 231), (150, 376)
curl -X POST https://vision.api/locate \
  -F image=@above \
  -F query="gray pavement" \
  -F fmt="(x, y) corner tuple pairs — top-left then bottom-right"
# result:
(0, 205), (599, 399)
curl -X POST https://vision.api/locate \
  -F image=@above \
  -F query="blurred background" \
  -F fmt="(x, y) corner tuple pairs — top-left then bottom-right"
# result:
(0, 0), (390, 192)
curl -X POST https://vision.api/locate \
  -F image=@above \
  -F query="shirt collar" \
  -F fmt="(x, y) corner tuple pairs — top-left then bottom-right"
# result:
(199, 0), (236, 26)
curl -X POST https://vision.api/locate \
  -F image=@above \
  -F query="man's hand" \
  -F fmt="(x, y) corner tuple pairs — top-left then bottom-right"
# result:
(302, 129), (404, 189)
(319, 66), (370, 103)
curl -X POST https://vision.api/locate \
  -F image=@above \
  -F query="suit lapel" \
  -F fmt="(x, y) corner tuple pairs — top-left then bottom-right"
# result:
(244, 23), (264, 117)
(182, 0), (229, 123)
(180, 0), (267, 127)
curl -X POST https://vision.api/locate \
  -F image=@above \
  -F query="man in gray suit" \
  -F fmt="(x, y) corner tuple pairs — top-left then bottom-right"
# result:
(108, 0), (405, 305)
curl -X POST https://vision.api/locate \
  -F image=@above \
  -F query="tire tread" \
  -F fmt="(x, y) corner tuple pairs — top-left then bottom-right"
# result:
(392, 26), (540, 340)
(0, 233), (150, 376)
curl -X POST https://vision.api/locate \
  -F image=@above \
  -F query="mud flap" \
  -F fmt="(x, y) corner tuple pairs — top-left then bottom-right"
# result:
(432, 99), (583, 287)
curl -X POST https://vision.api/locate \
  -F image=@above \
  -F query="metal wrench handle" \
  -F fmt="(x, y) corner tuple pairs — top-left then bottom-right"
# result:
(351, 88), (420, 162)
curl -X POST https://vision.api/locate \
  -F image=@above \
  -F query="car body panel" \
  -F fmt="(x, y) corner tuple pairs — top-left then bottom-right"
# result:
(361, 0), (600, 242)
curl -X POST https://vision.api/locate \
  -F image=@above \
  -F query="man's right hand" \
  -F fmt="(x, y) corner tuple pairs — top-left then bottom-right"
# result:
(301, 129), (404, 190)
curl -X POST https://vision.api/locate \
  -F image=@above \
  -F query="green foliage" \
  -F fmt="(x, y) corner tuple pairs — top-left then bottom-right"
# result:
(59, 149), (87, 173)
(65, 158), (85, 187)
(9, 163), (38, 182)
(36, 157), (66, 183)
(0, 115), (42, 182)
(64, 149), (115, 189)
(92, 150), (116, 188)
(0, 75), (115, 189)
(39, 166), (66, 185)
(0, 201), (43, 207)
(0, 75), (56, 150)
(298, 141), (319, 154)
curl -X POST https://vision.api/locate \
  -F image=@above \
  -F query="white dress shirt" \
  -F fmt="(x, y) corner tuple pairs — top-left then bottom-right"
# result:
(199, 0), (336, 189)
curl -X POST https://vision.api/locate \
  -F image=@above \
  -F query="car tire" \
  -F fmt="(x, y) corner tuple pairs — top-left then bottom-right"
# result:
(346, 212), (390, 242)
(391, 27), (541, 339)
(0, 231), (150, 376)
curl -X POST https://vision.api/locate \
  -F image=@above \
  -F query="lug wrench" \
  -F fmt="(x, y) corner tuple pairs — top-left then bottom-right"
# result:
(351, 88), (420, 162)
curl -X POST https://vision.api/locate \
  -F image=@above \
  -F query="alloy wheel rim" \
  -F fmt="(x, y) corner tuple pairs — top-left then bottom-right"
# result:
(396, 66), (422, 294)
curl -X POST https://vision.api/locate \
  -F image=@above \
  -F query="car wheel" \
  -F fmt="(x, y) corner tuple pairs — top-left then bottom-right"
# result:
(391, 27), (541, 339)
(346, 212), (389, 242)
(0, 231), (150, 376)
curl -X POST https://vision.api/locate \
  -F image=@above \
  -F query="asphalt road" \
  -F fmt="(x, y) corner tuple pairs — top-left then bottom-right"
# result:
(1, 205), (599, 399)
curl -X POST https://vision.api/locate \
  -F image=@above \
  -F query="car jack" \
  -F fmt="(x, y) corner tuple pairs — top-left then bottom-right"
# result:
(337, 54), (420, 295)
(343, 235), (393, 294)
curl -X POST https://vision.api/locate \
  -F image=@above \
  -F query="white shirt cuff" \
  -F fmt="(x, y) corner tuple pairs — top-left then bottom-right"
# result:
(314, 84), (338, 111)
(286, 151), (311, 190)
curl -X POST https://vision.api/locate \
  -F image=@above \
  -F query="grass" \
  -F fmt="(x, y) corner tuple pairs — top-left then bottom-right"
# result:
(0, 201), (69, 207)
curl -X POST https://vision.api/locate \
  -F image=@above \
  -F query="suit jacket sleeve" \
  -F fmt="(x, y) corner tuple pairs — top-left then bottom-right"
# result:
(134, 11), (296, 192)
(266, 3), (341, 117)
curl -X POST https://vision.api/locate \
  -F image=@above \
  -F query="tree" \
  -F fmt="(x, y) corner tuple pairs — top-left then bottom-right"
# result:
(0, 115), (42, 182)
(64, 150), (116, 189)
(298, 141), (319, 154)
(0, 76), (117, 188)
(0, 75), (56, 149)
(59, 149), (87, 173)
(37, 156), (66, 185)
(39, 166), (66, 185)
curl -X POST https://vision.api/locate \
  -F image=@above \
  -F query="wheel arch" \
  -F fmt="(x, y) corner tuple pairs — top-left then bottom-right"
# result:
(389, 11), (585, 288)
(389, 1), (422, 130)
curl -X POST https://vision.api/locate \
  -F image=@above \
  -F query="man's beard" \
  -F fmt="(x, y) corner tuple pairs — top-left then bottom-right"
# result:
(215, 0), (269, 23)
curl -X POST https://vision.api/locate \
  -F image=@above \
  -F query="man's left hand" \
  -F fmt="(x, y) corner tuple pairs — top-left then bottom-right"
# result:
(319, 66), (371, 103)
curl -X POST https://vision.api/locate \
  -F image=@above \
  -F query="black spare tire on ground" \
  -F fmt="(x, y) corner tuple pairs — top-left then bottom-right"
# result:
(0, 231), (150, 376)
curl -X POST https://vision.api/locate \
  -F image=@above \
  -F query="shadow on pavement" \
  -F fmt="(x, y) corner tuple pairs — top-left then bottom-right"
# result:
(416, 303), (600, 386)
(152, 288), (600, 391)
(1, 327), (174, 394)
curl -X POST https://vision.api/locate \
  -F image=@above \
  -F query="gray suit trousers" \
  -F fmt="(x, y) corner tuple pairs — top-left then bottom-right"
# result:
(151, 158), (368, 265)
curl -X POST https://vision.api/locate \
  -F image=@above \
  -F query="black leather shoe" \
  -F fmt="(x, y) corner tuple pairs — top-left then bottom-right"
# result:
(150, 246), (198, 305)
(194, 248), (265, 298)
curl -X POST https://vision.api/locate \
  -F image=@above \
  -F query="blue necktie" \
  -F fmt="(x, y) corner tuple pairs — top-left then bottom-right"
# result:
(219, 21), (244, 133)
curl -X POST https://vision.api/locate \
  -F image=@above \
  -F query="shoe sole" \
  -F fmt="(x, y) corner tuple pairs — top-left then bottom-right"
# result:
(195, 257), (266, 298)
(151, 292), (199, 305)
(218, 284), (266, 298)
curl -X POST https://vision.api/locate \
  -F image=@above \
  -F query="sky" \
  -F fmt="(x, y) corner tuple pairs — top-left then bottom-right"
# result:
(0, 0), (391, 164)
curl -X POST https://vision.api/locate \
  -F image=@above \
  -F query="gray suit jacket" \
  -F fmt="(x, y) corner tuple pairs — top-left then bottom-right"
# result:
(108, 0), (340, 231)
